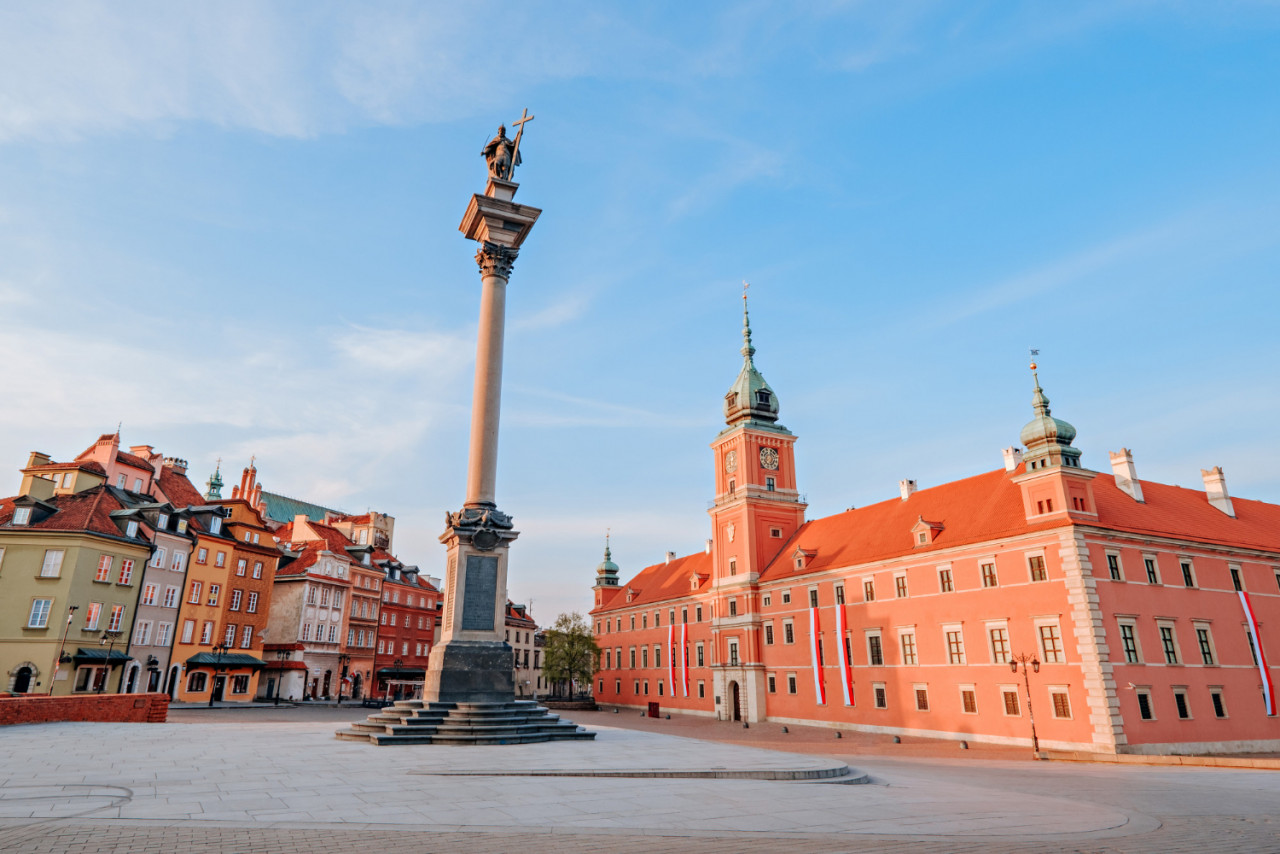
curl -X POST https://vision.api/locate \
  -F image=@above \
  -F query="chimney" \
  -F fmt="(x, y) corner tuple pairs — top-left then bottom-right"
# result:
(162, 456), (188, 475)
(424, 575), (441, 590)
(129, 445), (155, 458)
(898, 479), (917, 500)
(1108, 449), (1144, 502)
(665, 551), (676, 564)
(26, 452), (51, 468)
(1201, 467), (1235, 518)
(1002, 447), (1024, 472)
(705, 539), (713, 554)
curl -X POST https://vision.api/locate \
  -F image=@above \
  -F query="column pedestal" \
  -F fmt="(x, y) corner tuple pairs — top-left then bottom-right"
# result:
(423, 507), (518, 704)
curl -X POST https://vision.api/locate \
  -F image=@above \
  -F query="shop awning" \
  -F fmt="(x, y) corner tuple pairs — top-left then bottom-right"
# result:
(72, 648), (131, 663)
(184, 652), (267, 670)
(376, 667), (425, 678)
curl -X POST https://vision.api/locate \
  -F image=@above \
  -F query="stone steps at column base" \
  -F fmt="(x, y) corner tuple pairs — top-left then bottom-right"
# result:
(335, 699), (595, 746)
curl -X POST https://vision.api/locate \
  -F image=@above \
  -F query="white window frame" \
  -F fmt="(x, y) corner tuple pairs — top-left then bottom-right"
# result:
(986, 621), (1010, 664)
(1035, 619), (1064, 664)
(27, 598), (53, 628)
(958, 683), (978, 715)
(40, 549), (65, 578)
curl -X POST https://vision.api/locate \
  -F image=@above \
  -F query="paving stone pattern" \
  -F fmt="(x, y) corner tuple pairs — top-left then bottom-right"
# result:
(1, 718), (1278, 853)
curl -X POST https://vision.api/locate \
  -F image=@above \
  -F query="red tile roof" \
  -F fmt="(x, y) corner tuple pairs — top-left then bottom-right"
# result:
(600, 466), (1280, 606)
(595, 551), (712, 613)
(23, 461), (107, 475)
(114, 451), (155, 472)
(155, 465), (204, 508)
(0, 486), (136, 540)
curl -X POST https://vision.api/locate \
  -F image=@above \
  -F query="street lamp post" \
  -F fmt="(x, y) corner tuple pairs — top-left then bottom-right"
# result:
(336, 653), (351, 706)
(209, 643), (230, 707)
(391, 657), (403, 701)
(1010, 653), (1041, 757)
(47, 605), (79, 695)
(97, 629), (122, 694)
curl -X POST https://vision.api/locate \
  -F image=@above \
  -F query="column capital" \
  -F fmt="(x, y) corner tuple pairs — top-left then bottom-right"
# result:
(475, 241), (518, 279)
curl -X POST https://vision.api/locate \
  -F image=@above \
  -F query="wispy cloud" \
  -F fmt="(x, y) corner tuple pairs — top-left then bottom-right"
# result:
(511, 292), (592, 332)
(334, 325), (473, 374)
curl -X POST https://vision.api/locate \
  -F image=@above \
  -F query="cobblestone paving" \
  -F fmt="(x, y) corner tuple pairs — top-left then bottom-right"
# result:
(2, 716), (1278, 853)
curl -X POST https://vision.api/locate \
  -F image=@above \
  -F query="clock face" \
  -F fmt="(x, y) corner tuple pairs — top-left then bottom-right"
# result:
(725, 450), (738, 473)
(759, 447), (780, 470)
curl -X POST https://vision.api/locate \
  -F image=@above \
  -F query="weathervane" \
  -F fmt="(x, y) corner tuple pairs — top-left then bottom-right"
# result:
(1029, 348), (1039, 371)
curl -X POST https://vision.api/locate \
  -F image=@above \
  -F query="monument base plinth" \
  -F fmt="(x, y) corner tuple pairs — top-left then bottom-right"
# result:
(423, 640), (514, 705)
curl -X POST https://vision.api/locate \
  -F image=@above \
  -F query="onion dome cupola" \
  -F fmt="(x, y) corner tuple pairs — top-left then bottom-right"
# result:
(205, 458), (224, 500)
(724, 287), (781, 427)
(1018, 361), (1083, 471)
(594, 533), (620, 588)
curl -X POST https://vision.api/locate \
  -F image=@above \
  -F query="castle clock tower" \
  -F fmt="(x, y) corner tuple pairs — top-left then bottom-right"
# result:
(707, 289), (806, 722)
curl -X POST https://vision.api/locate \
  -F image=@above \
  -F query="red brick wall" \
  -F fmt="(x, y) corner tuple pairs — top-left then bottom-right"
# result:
(0, 692), (169, 725)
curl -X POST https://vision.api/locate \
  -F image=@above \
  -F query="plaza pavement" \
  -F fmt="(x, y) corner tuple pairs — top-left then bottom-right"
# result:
(0, 709), (1277, 853)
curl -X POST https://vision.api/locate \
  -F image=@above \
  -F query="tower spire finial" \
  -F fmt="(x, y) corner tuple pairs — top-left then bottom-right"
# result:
(741, 280), (756, 366)
(604, 527), (612, 560)
(1028, 348), (1049, 415)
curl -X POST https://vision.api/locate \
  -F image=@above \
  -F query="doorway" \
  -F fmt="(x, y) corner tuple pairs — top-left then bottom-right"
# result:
(322, 671), (331, 698)
(351, 673), (362, 700)
(13, 666), (32, 694)
(730, 681), (742, 722)
(211, 675), (226, 702)
(125, 664), (139, 693)
(166, 666), (180, 699)
(147, 669), (161, 692)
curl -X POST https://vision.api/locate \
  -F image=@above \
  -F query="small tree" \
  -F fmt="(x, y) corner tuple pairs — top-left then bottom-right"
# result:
(541, 612), (599, 698)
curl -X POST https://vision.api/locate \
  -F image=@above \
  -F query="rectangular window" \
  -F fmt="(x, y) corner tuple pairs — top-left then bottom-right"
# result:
(727, 640), (738, 666)
(1039, 624), (1063, 664)
(787, 674), (797, 694)
(224, 624), (236, 646)
(207, 584), (220, 606)
(900, 632), (917, 665)
(188, 581), (202, 604)
(873, 684), (887, 709)
(96, 554), (113, 582)
(1119, 622), (1141, 663)
(728, 557), (737, 576)
(1145, 557), (1159, 584)
(1159, 625), (1179, 664)
(246, 592), (259, 613)
(229, 589), (242, 611)
(1196, 627), (1215, 665)
(1051, 690), (1071, 719)
(40, 549), (65, 578)
(961, 688), (977, 714)
(200, 621), (213, 644)
(215, 552), (225, 568)
(629, 647), (636, 668)
(938, 568), (954, 593)
(107, 605), (124, 632)
(698, 681), (705, 699)
(768, 674), (776, 693)
(1173, 690), (1190, 719)
(232, 675), (250, 694)
(196, 548), (208, 564)
(84, 602), (102, 629)
(946, 630), (966, 664)
(989, 627), (1010, 664)
(765, 624), (774, 645)
(696, 643), (705, 667)
(1230, 567), (1242, 591)
(1003, 689), (1020, 716)
(1211, 691), (1227, 718)
(117, 559), (134, 585)
(981, 562), (998, 587)
(241, 625), (253, 648)
(156, 622), (172, 646)
(1137, 690), (1153, 720)
(253, 561), (263, 579)
(181, 620), (195, 644)
(682, 607), (689, 623)
(163, 585), (178, 607)
(863, 580), (875, 601)
(867, 634), (884, 666)
(915, 687), (929, 711)
(782, 620), (796, 644)
(894, 575), (908, 598)
(151, 547), (167, 568)
(1107, 553), (1122, 581)
(27, 598), (53, 628)
(1180, 561), (1196, 588)
(834, 584), (845, 605)
(1027, 555), (1047, 582)
(12, 507), (31, 525)
(655, 645), (663, 668)
(729, 599), (737, 616)
(808, 588), (819, 608)
(142, 584), (158, 606)
(236, 559), (247, 577)
(641, 647), (649, 668)
(781, 592), (790, 604)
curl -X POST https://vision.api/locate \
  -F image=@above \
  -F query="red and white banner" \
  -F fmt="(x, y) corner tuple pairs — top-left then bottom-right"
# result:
(834, 604), (854, 706)
(809, 606), (826, 705)
(1239, 590), (1276, 716)
(680, 622), (689, 697)
(667, 623), (676, 697)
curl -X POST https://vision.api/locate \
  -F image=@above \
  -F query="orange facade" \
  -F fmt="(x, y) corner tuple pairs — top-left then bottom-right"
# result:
(592, 313), (1279, 754)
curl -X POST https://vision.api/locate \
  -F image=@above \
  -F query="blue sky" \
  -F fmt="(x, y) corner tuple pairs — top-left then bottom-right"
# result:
(2, 2), (1279, 621)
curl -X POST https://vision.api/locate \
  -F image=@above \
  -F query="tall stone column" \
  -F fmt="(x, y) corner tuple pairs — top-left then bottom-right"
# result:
(423, 128), (541, 705)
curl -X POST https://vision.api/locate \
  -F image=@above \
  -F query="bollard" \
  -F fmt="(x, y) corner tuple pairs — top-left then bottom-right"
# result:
(836, 731), (842, 739)
(613, 708), (619, 714)
(960, 741), (969, 749)
(893, 736), (901, 744)
(665, 714), (670, 719)
(743, 721), (749, 729)
(781, 726), (788, 733)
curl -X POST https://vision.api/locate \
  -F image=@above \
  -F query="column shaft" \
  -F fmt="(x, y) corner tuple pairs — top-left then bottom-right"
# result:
(465, 271), (508, 507)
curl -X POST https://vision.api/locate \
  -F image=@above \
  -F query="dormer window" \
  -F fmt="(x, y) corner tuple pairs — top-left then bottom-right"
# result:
(756, 390), (771, 405)
(210, 517), (222, 535)
(12, 507), (31, 525)
(362, 553), (371, 566)
(158, 513), (169, 530)
(917, 532), (927, 544)
(177, 519), (188, 534)
(126, 520), (139, 537)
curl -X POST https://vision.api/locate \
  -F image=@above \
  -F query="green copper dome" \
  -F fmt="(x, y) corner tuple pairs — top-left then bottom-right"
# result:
(1019, 369), (1083, 470)
(724, 293), (780, 427)
(595, 538), (620, 587)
